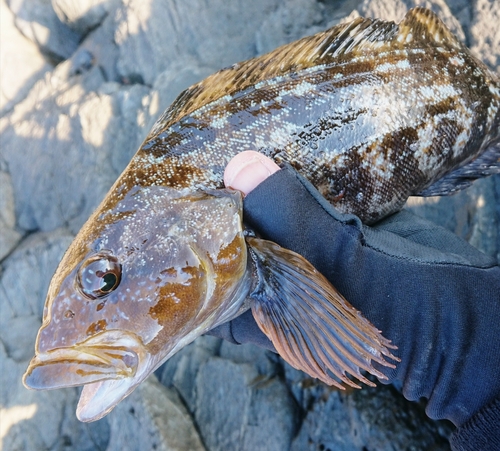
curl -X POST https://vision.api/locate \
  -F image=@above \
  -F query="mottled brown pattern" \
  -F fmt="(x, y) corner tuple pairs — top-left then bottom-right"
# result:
(108, 7), (499, 223)
(210, 235), (247, 304)
(148, 8), (462, 134)
(147, 266), (206, 353)
(86, 319), (107, 336)
(23, 7), (500, 423)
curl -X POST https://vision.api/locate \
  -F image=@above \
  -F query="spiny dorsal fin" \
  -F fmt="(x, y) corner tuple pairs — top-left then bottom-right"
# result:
(397, 7), (463, 49)
(148, 8), (461, 137)
(149, 16), (396, 134)
(247, 237), (398, 389)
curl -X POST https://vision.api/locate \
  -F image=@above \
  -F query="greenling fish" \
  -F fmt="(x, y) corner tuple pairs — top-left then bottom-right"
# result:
(23, 7), (499, 422)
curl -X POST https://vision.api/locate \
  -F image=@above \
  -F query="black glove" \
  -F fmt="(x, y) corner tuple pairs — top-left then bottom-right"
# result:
(208, 166), (500, 450)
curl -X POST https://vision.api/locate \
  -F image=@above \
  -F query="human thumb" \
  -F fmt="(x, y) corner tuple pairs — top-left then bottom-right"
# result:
(224, 151), (280, 195)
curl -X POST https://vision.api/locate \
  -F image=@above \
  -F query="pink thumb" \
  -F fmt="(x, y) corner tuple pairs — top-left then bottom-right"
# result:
(224, 151), (280, 196)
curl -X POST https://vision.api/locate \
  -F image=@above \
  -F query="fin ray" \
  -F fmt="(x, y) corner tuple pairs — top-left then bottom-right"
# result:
(285, 279), (386, 372)
(281, 287), (378, 384)
(398, 6), (462, 49)
(417, 142), (500, 196)
(278, 260), (397, 364)
(247, 238), (399, 389)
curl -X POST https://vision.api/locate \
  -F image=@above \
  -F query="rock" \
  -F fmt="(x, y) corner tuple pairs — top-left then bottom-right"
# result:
(70, 6), (122, 83)
(106, 376), (205, 451)
(7, 0), (80, 60)
(470, 0), (500, 76)
(0, 0), (52, 114)
(407, 177), (499, 258)
(51, 0), (116, 35)
(195, 357), (298, 451)
(0, 64), (148, 234)
(218, 340), (279, 376)
(143, 59), (215, 132)
(0, 1), (499, 450)
(0, 230), (110, 451)
(254, 0), (324, 55)
(113, 0), (285, 85)
(0, 168), (22, 260)
(358, 0), (408, 23)
(159, 335), (222, 412)
(0, 231), (74, 325)
(291, 383), (453, 451)
(67, 48), (94, 76)
(1, 316), (43, 362)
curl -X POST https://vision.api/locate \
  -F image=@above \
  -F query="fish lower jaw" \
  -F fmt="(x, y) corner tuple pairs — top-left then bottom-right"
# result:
(23, 331), (160, 422)
(75, 355), (157, 422)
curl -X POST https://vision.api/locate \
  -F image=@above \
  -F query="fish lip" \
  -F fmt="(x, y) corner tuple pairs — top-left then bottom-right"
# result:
(23, 331), (156, 422)
(23, 331), (143, 391)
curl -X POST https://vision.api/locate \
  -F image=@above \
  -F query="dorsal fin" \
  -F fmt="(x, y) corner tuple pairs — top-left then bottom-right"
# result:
(148, 16), (396, 135)
(397, 7), (463, 49)
(148, 7), (463, 137)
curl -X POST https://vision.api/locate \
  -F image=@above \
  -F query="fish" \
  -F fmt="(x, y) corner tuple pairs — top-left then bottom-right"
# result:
(23, 7), (499, 422)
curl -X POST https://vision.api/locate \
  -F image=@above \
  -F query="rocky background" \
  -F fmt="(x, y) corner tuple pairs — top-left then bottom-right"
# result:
(1, 0), (499, 450)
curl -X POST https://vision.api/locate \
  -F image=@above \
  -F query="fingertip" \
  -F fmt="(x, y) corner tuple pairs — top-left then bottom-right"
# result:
(224, 151), (280, 195)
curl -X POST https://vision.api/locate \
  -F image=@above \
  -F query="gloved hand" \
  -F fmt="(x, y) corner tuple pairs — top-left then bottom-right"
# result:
(208, 152), (500, 451)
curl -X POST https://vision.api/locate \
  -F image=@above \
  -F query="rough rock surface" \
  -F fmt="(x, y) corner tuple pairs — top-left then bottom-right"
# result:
(0, 1), (498, 450)
(0, 0), (53, 117)
(6, 0), (80, 60)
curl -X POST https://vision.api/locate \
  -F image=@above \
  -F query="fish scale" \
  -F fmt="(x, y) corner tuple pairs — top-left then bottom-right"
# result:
(124, 9), (499, 223)
(23, 7), (500, 423)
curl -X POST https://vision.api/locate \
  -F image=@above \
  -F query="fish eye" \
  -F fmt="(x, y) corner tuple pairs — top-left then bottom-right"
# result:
(77, 253), (122, 300)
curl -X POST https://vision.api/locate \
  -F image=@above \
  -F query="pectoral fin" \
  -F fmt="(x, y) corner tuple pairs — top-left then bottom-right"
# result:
(246, 237), (398, 389)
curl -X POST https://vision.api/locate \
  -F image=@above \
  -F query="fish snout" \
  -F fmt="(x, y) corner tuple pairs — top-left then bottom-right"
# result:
(23, 331), (144, 391)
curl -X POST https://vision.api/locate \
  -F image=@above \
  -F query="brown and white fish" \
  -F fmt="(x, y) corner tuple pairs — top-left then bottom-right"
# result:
(23, 7), (499, 422)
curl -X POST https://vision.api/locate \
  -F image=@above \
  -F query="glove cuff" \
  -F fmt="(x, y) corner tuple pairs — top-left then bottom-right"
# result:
(450, 397), (500, 450)
(207, 310), (276, 352)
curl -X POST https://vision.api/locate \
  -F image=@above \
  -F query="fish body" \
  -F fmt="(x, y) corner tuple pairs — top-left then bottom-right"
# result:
(136, 7), (499, 223)
(24, 8), (499, 422)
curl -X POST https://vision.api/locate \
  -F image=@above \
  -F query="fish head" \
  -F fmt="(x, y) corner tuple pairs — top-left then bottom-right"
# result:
(23, 185), (249, 421)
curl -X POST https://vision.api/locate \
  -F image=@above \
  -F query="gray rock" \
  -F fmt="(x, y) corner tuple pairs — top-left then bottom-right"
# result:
(0, 230), (74, 326)
(407, 176), (500, 258)
(106, 376), (205, 451)
(218, 339), (279, 376)
(358, 0), (408, 23)
(1, 316), (43, 362)
(52, 0), (117, 35)
(7, 0), (80, 60)
(254, 0), (324, 55)
(195, 357), (298, 451)
(0, 64), (148, 234)
(470, 0), (500, 76)
(291, 383), (453, 451)
(159, 335), (222, 412)
(113, 0), (285, 85)
(143, 59), (214, 132)
(67, 48), (94, 76)
(0, 0), (52, 114)
(76, 8), (122, 83)
(0, 169), (22, 260)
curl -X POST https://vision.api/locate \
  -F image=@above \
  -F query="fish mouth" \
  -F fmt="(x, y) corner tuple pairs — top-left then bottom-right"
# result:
(23, 331), (153, 422)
